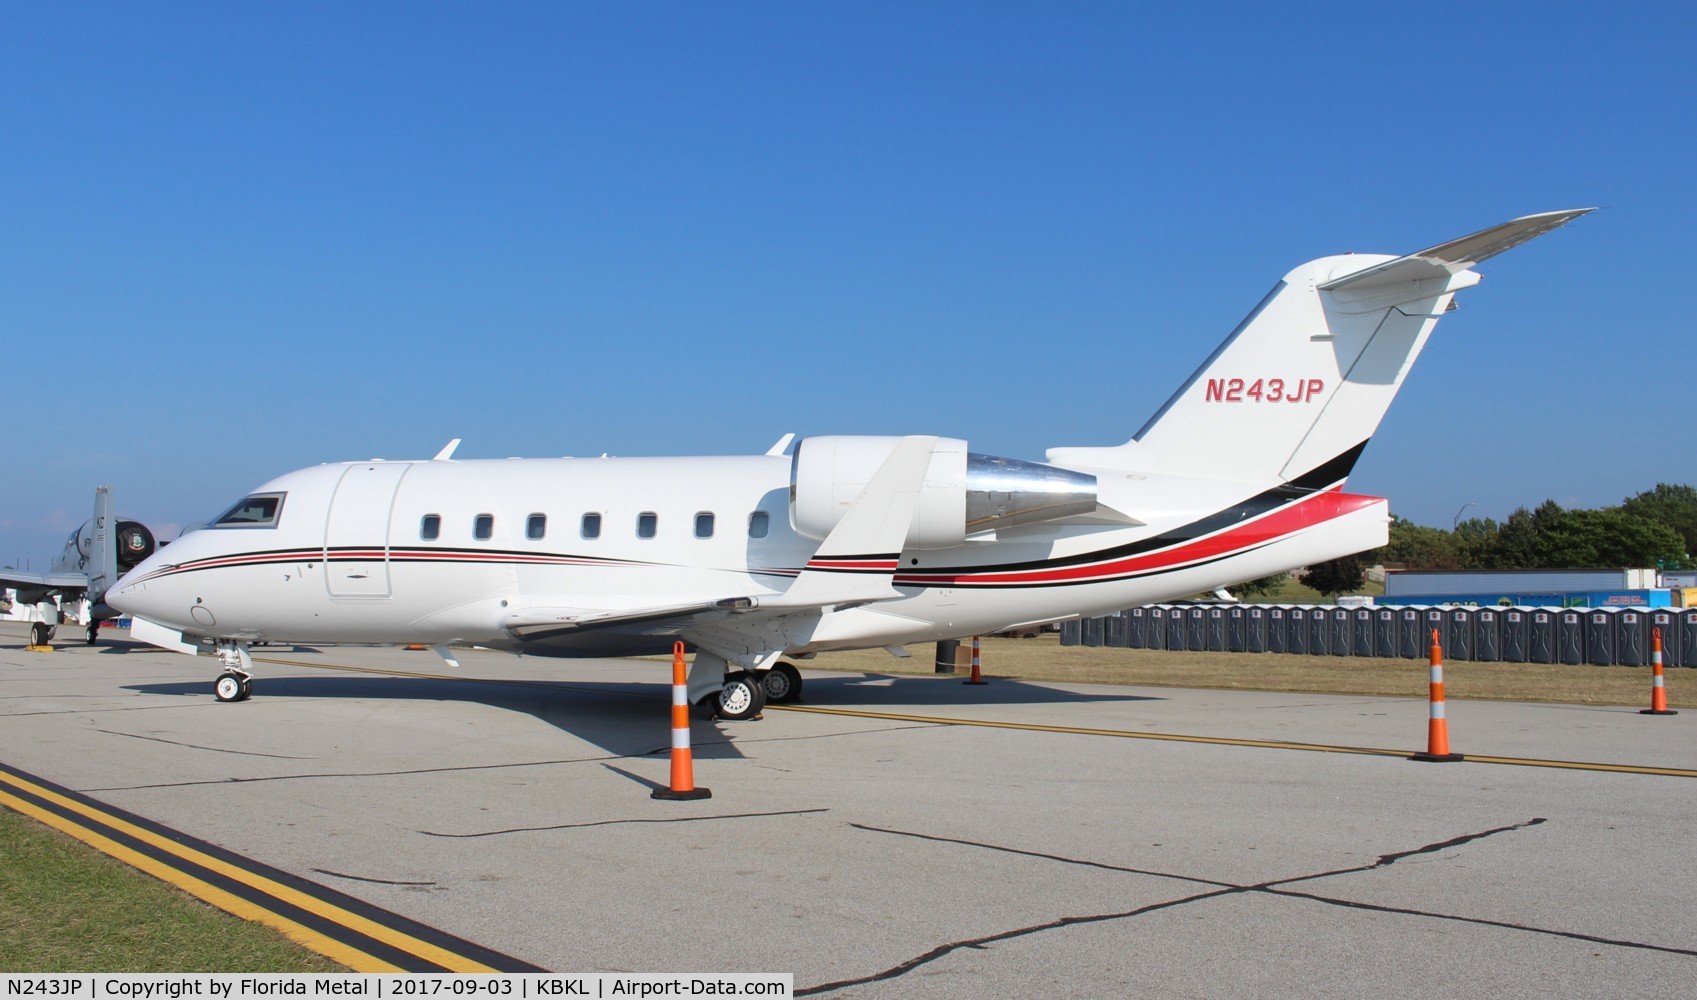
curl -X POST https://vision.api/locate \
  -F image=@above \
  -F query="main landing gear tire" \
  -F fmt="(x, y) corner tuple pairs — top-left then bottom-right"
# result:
(214, 672), (252, 703)
(762, 662), (803, 704)
(87, 622), (99, 645)
(30, 622), (53, 647)
(716, 670), (766, 721)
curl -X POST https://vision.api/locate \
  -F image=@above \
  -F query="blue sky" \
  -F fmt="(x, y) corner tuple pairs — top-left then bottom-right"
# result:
(2, 2), (1691, 566)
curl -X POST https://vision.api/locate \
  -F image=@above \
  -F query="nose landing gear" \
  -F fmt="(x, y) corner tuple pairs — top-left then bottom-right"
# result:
(212, 641), (254, 702)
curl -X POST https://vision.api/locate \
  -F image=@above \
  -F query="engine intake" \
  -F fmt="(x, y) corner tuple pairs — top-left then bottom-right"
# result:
(73, 519), (158, 571)
(790, 436), (1097, 550)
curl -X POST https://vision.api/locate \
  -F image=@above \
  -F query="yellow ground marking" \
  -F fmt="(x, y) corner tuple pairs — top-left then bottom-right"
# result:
(766, 704), (1697, 778)
(0, 768), (500, 971)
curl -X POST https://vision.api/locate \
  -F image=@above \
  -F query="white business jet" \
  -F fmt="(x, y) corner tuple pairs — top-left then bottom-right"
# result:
(109, 210), (1590, 715)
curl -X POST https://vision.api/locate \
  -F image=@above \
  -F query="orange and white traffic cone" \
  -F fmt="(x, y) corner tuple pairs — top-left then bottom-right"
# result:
(652, 641), (712, 800)
(1640, 627), (1678, 716)
(1412, 629), (1464, 762)
(964, 635), (987, 685)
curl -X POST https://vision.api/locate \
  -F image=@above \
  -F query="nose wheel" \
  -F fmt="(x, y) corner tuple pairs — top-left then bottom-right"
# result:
(212, 641), (255, 702)
(214, 672), (253, 702)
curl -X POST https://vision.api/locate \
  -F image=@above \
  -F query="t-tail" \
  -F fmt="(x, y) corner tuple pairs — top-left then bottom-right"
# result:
(1049, 209), (1593, 488)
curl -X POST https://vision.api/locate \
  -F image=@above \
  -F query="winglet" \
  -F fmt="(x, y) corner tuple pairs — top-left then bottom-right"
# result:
(765, 433), (797, 457)
(768, 435), (937, 608)
(433, 438), (462, 461)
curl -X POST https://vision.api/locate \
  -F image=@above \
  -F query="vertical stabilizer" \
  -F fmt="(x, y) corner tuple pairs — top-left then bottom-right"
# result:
(88, 486), (117, 603)
(1107, 210), (1591, 486)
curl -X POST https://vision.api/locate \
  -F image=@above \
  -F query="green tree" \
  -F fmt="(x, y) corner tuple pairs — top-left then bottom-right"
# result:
(1532, 507), (1685, 568)
(1227, 572), (1290, 600)
(1380, 515), (1460, 569)
(1620, 483), (1697, 558)
(1300, 556), (1365, 597)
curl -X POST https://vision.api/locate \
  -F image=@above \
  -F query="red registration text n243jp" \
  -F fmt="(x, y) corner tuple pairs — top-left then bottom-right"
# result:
(1204, 378), (1324, 403)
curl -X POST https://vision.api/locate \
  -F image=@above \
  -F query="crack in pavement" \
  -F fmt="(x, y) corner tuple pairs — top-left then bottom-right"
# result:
(420, 807), (830, 839)
(797, 818), (1692, 996)
(83, 750), (660, 791)
(311, 868), (439, 887)
(95, 729), (318, 760)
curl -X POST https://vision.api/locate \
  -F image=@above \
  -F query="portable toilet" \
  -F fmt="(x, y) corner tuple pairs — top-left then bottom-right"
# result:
(1105, 612), (1129, 648)
(1187, 606), (1208, 651)
(1680, 609), (1697, 667)
(1398, 608), (1425, 658)
(1227, 606), (1247, 652)
(1309, 607), (1332, 656)
(1445, 607), (1474, 661)
(1288, 607), (1311, 654)
(1060, 619), (1081, 646)
(1267, 606), (1289, 654)
(1585, 609), (1616, 665)
(1083, 616), (1105, 647)
(1147, 606), (1169, 651)
(1165, 606), (1189, 651)
(1615, 609), (1647, 667)
(1557, 610), (1585, 664)
(1206, 606), (1227, 652)
(1648, 609), (1679, 668)
(1353, 607), (1376, 657)
(1500, 609), (1531, 663)
(1126, 607), (1148, 649)
(1424, 608), (1447, 659)
(1372, 608), (1397, 658)
(1331, 607), (1353, 656)
(1473, 608), (1501, 662)
(1527, 609), (1556, 663)
(1247, 606), (1269, 653)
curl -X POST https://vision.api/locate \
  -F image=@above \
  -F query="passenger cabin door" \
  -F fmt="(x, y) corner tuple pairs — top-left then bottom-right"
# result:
(325, 462), (410, 598)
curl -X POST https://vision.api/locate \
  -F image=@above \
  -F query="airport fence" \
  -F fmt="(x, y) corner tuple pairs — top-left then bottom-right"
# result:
(1059, 605), (1697, 668)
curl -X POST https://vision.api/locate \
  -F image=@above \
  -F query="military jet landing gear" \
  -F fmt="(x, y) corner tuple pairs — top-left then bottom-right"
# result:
(212, 641), (254, 702)
(86, 621), (100, 645)
(714, 670), (766, 721)
(761, 661), (804, 704)
(29, 622), (56, 648)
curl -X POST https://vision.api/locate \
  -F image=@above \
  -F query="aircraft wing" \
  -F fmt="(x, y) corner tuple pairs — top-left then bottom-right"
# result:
(0, 570), (91, 594)
(506, 598), (759, 643)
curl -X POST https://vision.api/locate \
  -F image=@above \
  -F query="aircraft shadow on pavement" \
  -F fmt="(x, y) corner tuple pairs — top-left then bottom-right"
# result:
(121, 666), (1156, 761)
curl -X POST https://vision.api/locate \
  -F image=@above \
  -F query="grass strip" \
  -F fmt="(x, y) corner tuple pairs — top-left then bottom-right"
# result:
(0, 806), (343, 973)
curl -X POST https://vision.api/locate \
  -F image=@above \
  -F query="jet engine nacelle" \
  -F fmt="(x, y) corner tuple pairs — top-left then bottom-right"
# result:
(790, 435), (1099, 550)
(68, 519), (157, 572)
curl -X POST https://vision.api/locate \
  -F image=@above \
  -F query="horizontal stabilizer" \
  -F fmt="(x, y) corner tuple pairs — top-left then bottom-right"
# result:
(1320, 209), (1593, 293)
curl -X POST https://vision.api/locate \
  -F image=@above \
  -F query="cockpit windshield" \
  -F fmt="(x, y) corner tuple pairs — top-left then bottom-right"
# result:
(213, 493), (286, 527)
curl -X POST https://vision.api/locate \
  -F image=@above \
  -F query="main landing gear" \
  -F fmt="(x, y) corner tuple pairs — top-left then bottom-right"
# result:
(714, 671), (766, 721)
(212, 641), (254, 702)
(30, 622), (56, 648)
(761, 661), (804, 705)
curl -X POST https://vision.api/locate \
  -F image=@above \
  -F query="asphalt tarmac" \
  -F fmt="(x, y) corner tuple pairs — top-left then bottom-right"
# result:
(2, 622), (1693, 996)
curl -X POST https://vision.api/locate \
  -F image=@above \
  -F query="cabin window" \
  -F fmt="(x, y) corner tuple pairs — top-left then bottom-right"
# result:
(213, 493), (286, 528)
(527, 514), (547, 540)
(581, 513), (601, 539)
(748, 511), (769, 538)
(420, 514), (441, 540)
(694, 512), (715, 539)
(474, 514), (494, 540)
(637, 512), (657, 538)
